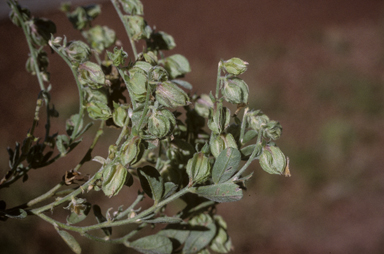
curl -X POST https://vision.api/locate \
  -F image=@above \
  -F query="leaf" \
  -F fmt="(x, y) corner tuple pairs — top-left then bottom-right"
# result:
(56, 229), (82, 254)
(190, 183), (243, 203)
(126, 234), (173, 254)
(171, 79), (192, 90)
(163, 182), (178, 200)
(56, 135), (68, 154)
(243, 129), (258, 144)
(157, 225), (190, 247)
(183, 214), (217, 254)
(162, 54), (190, 79)
(138, 166), (164, 203)
(212, 148), (241, 184)
(93, 205), (112, 236)
(4, 208), (27, 219)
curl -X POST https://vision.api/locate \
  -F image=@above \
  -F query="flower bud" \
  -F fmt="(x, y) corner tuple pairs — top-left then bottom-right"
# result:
(209, 133), (238, 158)
(156, 81), (190, 108)
(222, 77), (249, 104)
(195, 94), (214, 118)
(78, 61), (105, 89)
(64, 41), (91, 64)
(186, 152), (211, 184)
(259, 145), (286, 175)
(102, 163), (128, 197)
(263, 120), (282, 140)
(222, 57), (248, 76)
(120, 136), (144, 166)
(207, 103), (231, 134)
(107, 47), (128, 66)
(148, 109), (176, 139)
(246, 110), (269, 133)
(86, 101), (112, 120)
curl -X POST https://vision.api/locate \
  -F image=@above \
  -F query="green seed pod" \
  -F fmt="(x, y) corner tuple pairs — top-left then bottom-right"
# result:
(186, 152), (211, 185)
(125, 70), (148, 103)
(156, 81), (190, 108)
(195, 94), (214, 118)
(264, 120), (282, 140)
(120, 136), (144, 166)
(207, 103), (231, 134)
(222, 77), (249, 104)
(143, 51), (158, 65)
(222, 57), (248, 76)
(78, 61), (105, 89)
(102, 163), (128, 197)
(246, 110), (269, 133)
(64, 41), (91, 64)
(124, 15), (151, 41)
(107, 47), (128, 66)
(82, 25), (116, 53)
(148, 109), (176, 139)
(209, 133), (238, 158)
(112, 103), (128, 128)
(259, 145), (286, 175)
(86, 101), (112, 120)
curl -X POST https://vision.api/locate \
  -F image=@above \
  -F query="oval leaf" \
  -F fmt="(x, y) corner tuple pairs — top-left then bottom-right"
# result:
(56, 229), (82, 254)
(183, 214), (216, 254)
(126, 234), (173, 254)
(212, 148), (241, 184)
(138, 166), (164, 203)
(190, 182), (243, 203)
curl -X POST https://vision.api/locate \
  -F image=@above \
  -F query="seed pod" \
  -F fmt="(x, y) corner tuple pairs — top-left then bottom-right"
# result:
(78, 61), (105, 89)
(207, 103), (231, 134)
(112, 103), (128, 128)
(210, 133), (238, 158)
(264, 120), (282, 140)
(102, 163), (128, 197)
(82, 25), (116, 53)
(64, 41), (91, 64)
(156, 81), (190, 108)
(222, 57), (248, 76)
(195, 94), (214, 118)
(186, 152), (211, 185)
(86, 101), (112, 120)
(259, 145), (286, 175)
(120, 136), (144, 166)
(246, 110), (269, 133)
(148, 109), (176, 139)
(107, 47), (128, 66)
(222, 77), (249, 104)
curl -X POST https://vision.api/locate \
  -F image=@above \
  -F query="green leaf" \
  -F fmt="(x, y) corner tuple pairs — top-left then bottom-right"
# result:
(138, 166), (164, 202)
(4, 208), (27, 219)
(93, 205), (112, 236)
(172, 79), (192, 90)
(243, 129), (258, 144)
(212, 148), (241, 184)
(163, 182), (178, 199)
(56, 135), (68, 154)
(190, 182), (243, 203)
(56, 229), (82, 254)
(126, 234), (173, 254)
(183, 214), (216, 254)
(157, 225), (189, 247)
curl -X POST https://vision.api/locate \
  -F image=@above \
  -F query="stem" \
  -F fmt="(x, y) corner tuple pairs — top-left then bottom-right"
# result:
(233, 130), (263, 180)
(26, 182), (64, 207)
(115, 192), (145, 220)
(111, 0), (138, 59)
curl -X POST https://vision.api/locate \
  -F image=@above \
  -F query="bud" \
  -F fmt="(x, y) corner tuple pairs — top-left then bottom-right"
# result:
(259, 145), (286, 175)
(120, 136), (144, 166)
(222, 57), (248, 76)
(148, 109), (176, 139)
(264, 120), (282, 140)
(64, 41), (91, 64)
(107, 47), (128, 66)
(186, 152), (211, 185)
(78, 61), (105, 89)
(82, 25), (116, 53)
(86, 101), (112, 120)
(246, 110), (269, 133)
(222, 77), (249, 104)
(209, 133), (238, 158)
(207, 103), (231, 134)
(156, 81), (190, 108)
(102, 163), (128, 197)
(195, 94), (214, 118)
(125, 69), (148, 103)
(112, 103), (128, 128)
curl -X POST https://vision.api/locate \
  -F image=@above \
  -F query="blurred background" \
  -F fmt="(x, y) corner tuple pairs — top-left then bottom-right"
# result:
(1, 0), (384, 253)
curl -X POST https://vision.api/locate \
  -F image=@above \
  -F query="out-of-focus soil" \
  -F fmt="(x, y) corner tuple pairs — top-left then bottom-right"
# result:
(2, 0), (384, 253)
